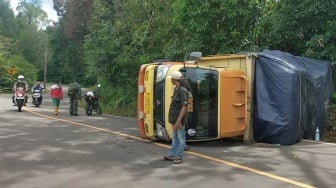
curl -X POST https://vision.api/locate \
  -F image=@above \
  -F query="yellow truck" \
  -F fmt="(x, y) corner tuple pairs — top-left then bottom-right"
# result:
(137, 50), (332, 145)
(137, 52), (256, 142)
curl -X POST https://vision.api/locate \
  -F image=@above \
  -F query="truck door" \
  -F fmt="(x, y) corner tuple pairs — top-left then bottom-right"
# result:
(143, 65), (157, 139)
(153, 65), (171, 141)
(219, 70), (247, 137)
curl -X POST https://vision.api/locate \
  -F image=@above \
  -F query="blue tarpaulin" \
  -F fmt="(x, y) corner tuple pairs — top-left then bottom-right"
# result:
(253, 50), (333, 145)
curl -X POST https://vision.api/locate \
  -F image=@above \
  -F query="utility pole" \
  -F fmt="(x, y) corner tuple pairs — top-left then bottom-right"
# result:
(44, 44), (48, 89)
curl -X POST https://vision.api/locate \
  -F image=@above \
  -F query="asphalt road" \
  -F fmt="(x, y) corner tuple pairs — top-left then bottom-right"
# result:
(0, 92), (335, 188)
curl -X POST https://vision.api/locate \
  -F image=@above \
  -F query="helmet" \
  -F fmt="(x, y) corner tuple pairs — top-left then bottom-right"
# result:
(171, 71), (183, 80)
(18, 75), (24, 82)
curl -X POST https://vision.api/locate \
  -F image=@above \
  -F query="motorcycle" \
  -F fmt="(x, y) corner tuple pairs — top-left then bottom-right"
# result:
(84, 84), (102, 116)
(14, 87), (26, 112)
(32, 89), (43, 107)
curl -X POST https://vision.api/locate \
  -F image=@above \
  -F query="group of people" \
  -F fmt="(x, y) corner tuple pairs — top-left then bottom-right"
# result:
(12, 75), (82, 116)
(13, 71), (189, 164)
(12, 75), (43, 106)
(50, 80), (81, 115)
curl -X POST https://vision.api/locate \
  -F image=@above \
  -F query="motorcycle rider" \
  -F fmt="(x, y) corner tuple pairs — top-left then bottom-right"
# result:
(31, 81), (44, 104)
(12, 75), (29, 106)
(68, 81), (81, 116)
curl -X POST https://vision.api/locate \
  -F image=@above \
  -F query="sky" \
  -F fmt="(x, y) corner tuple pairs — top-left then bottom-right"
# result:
(10, 0), (59, 22)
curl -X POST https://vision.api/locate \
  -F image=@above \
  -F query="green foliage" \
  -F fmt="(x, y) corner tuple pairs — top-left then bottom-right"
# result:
(0, 0), (17, 37)
(0, 35), (36, 91)
(16, 0), (49, 26)
(0, 35), (13, 59)
(0, 0), (53, 86)
(82, 0), (176, 114)
(331, 93), (336, 104)
(48, 25), (86, 84)
(7, 55), (37, 84)
(47, 0), (93, 85)
(259, 0), (336, 58)
(305, 20), (336, 63)
(0, 55), (37, 89)
(2, 0), (330, 117)
(98, 82), (137, 117)
(257, 0), (336, 89)
(165, 0), (264, 58)
(76, 0), (336, 116)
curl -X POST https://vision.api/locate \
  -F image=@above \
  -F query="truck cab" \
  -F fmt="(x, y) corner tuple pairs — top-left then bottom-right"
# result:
(137, 53), (255, 142)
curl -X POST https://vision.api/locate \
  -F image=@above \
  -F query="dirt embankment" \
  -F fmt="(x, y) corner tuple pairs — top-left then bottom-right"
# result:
(324, 105), (336, 143)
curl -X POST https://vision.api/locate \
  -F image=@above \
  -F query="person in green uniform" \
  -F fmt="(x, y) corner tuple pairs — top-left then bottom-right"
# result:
(68, 81), (81, 116)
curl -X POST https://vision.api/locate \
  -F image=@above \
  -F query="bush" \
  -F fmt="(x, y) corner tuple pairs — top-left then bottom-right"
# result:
(332, 93), (336, 104)
(97, 82), (137, 117)
(0, 55), (37, 90)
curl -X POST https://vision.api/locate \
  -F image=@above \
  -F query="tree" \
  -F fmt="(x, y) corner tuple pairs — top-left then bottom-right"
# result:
(16, 0), (49, 28)
(81, 0), (176, 114)
(259, 0), (336, 61)
(47, 0), (336, 116)
(84, 0), (174, 84)
(257, 0), (336, 87)
(0, 0), (17, 37)
(0, 0), (41, 89)
(164, 0), (265, 59)
(0, 35), (14, 90)
(52, 0), (66, 16)
(47, 0), (93, 83)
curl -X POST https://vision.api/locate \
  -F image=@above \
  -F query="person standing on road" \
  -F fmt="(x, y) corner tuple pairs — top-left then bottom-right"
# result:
(162, 71), (188, 164)
(67, 81), (81, 116)
(50, 80), (63, 115)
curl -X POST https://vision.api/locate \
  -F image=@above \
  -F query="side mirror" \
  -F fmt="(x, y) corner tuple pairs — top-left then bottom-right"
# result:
(189, 52), (202, 61)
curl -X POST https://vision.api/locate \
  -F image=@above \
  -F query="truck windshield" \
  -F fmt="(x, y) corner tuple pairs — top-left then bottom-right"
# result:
(184, 68), (218, 139)
(154, 67), (218, 140)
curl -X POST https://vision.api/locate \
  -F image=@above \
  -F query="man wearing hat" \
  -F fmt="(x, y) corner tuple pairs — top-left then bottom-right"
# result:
(162, 70), (189, 164)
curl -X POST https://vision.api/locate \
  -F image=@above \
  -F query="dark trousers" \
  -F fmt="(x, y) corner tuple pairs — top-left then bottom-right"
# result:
(70, 97), (79, 115)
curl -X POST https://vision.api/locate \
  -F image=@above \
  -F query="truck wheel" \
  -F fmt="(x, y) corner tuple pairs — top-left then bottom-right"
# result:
(17, 100), (22, 112)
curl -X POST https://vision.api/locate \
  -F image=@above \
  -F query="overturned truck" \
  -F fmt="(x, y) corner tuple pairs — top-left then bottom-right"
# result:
(137, 50), (333, 145)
